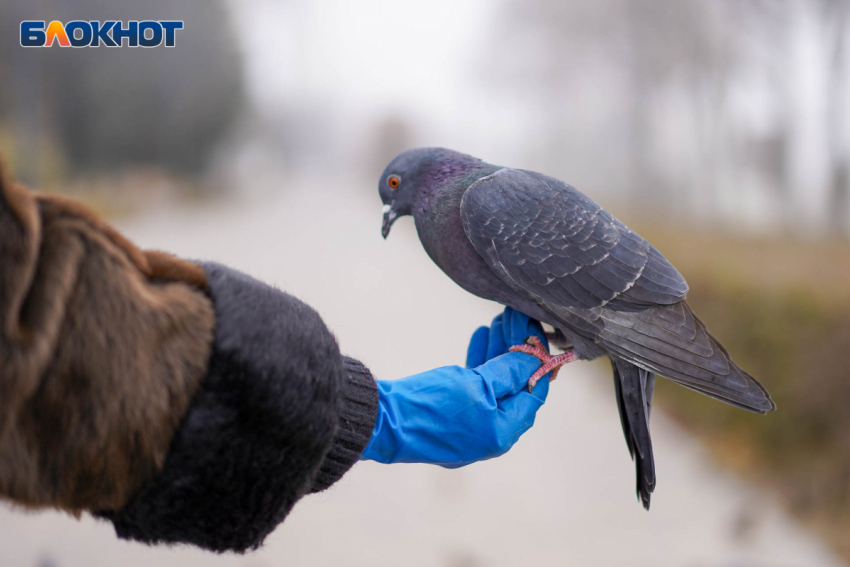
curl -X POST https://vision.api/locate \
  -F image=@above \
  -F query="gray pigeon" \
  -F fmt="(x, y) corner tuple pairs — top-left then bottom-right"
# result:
(379, 147), (775, 509)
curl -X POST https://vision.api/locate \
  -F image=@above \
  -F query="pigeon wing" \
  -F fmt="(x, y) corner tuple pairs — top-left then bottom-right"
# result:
(460, 168), (775, 414)
(459, 168), (688, 312)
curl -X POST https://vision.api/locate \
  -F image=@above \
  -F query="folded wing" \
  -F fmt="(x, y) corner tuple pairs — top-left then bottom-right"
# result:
(460, 168), (775, 414)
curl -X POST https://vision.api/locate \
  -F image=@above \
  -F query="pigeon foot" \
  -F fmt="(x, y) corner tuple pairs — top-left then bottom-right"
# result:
(509, 336), (577, 392)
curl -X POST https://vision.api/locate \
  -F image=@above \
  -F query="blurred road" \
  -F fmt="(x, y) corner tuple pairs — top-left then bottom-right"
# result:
(0, 171), (844, 567)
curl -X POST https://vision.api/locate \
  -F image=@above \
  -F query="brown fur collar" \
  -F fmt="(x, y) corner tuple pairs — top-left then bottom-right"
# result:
(0, 162), (215, 514)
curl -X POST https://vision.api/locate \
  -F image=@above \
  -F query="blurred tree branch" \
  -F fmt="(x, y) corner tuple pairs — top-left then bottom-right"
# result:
(483, 0), (850, 238)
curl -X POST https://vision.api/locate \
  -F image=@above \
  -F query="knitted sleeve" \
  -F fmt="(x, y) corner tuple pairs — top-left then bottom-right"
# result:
(97, 263), (379, 553)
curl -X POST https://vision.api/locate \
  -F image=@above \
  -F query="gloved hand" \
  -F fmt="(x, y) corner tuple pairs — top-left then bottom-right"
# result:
(360, 307), (552, 467)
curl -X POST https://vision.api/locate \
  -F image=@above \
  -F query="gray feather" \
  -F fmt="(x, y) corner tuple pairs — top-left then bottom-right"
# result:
(613, 360), (656, 509)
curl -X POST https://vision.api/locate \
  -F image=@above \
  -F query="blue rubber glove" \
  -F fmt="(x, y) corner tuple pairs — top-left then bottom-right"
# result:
(361, 307), (551, 467)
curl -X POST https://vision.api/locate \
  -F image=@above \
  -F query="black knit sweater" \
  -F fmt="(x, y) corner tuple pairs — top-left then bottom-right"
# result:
(97, 263), (379, 552)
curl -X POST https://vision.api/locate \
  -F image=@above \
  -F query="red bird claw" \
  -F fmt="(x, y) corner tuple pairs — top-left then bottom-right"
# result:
(509, 336), (577, 392)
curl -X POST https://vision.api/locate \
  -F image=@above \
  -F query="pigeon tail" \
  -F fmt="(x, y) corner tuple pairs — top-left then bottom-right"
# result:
(612, 359), (656, 510)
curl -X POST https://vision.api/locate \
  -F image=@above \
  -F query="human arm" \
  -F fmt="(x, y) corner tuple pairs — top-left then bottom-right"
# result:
(0, 162), (551, 553)
(0, 163), (377, 552)
(360, 307), (552, 467)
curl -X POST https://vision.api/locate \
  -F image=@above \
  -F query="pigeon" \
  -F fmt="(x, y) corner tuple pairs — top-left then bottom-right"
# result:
(378, 147), (775, 509)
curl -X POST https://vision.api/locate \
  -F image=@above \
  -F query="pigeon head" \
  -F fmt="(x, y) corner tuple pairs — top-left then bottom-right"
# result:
(379, 147), (491, 238)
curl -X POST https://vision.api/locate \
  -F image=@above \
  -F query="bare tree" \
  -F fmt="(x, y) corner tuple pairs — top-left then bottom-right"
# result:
(483, 0), (850, 237)
(821, 0), (850, 235)
(482, 0), (736, 208)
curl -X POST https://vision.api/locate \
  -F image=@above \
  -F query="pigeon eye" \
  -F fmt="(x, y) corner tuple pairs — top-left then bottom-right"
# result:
(388, 175), (401, 189)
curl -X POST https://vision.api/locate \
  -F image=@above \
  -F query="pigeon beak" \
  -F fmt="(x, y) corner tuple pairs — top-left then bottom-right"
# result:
(382, 203), (397, 239)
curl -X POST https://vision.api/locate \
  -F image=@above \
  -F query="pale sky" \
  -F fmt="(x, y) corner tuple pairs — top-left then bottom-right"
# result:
(231, 0), (494, 119)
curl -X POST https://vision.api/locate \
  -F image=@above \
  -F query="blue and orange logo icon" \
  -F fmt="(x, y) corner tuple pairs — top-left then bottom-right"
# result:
(20, 20), (184, 48)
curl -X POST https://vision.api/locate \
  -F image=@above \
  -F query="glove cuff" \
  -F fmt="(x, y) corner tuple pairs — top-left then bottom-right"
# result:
(310, 357), (378, 492)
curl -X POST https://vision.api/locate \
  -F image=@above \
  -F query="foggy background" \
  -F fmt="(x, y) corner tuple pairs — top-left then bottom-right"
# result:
(1, 0), (850, 565)
(3, 0), (850, 236)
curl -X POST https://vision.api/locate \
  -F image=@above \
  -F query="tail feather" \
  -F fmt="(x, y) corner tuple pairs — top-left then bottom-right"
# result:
(612, 359), (656, 510)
